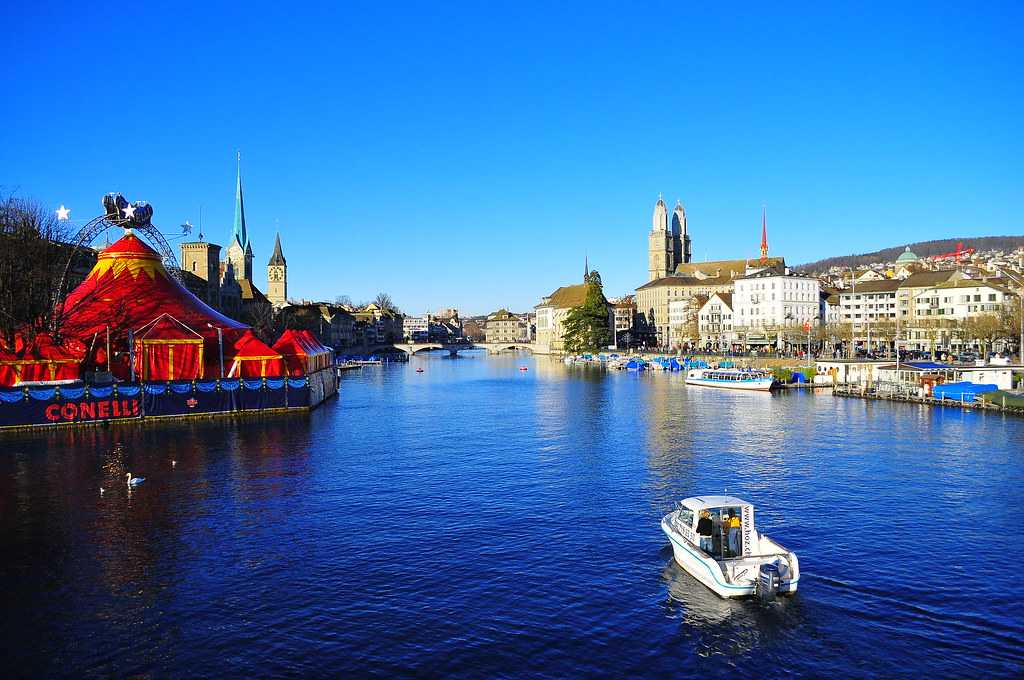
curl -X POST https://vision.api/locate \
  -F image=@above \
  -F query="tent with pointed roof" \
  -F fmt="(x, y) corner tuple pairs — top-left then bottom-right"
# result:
(273, 329), (332, 376)
(56, 230), (281, 381)
(226, 330), (285, 378)
(0, 333), (85, 386)
(133, 313), (205, 381)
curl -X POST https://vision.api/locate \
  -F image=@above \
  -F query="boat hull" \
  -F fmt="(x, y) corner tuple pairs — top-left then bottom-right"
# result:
(661, 517), (798, 599)
(684, 376), (776, 391)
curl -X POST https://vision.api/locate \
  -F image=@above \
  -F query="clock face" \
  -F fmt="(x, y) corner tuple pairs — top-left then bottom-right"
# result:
(270, 269), (282, 281)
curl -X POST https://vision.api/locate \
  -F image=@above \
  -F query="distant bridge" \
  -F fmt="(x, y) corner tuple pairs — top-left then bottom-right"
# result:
(366, 342), (535, 357)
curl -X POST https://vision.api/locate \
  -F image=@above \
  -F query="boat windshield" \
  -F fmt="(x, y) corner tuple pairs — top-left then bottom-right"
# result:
(703, 506), (745, 559)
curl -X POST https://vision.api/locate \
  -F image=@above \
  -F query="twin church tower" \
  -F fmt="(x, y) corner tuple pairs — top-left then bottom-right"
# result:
(647, 196), (692, 281)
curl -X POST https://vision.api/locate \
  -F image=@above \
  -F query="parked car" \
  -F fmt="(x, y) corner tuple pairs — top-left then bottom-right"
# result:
(957, 352), (978, 363)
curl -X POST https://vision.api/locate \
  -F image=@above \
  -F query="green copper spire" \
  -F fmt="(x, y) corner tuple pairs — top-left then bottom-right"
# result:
(231, 151), (248, 250)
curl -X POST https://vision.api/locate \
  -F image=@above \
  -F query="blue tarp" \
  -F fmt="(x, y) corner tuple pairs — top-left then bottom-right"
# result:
(932, 382), (998, 402)
(790, 372), (807, 383)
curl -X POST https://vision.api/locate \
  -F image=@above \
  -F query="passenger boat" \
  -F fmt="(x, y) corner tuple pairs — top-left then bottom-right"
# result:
(684, 367), (777, 391)
(661, 495), (799, 600)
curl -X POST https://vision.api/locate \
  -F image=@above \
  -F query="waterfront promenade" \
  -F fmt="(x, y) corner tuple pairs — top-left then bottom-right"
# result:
(1, 354), (1022, 678)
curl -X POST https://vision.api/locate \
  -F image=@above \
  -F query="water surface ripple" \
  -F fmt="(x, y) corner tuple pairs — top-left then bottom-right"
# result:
(1, 354), (1022, 678)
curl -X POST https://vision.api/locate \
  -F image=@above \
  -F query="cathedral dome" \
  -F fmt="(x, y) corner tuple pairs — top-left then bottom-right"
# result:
(896, 246), (919, 263)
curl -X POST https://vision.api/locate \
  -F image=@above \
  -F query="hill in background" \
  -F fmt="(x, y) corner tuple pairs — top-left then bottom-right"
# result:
(798, 235), (1024, 273)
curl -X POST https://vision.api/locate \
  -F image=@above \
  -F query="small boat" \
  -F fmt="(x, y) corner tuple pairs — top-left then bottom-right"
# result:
(415, 367), (424, 373)
(661, 496), (799, 600)
(685, 367), (777, 391)
(519, 366), (528, 372)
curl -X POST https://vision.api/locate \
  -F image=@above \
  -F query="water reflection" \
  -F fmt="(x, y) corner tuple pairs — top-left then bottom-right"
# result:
(2, 358), (1023, 678)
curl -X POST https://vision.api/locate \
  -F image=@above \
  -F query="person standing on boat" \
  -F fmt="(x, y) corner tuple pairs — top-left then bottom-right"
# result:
(726, 510), (742, 556)
(697, 510), (714, 553)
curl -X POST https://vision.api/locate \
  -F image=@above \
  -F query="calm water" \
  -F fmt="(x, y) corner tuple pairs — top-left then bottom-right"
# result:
(2, 353), (1023, 678)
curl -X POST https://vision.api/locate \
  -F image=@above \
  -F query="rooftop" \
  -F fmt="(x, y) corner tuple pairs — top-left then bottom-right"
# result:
(681, 495), (752, 511)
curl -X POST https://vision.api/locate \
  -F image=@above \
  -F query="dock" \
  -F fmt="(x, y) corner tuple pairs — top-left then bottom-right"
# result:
(832, 384), (1024, 416)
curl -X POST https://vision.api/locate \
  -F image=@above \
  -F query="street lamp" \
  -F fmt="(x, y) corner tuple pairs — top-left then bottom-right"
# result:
(207, 323), (224, 379)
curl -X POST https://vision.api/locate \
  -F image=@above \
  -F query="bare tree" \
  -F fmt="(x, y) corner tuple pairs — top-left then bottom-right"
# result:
(0, 192), (80, 348)
(961, 313), (1002, 358)
(240, 301), (281, 346)
(373, 292), (397, 313)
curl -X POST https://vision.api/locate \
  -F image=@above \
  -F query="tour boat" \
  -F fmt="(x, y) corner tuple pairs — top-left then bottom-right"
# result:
(661, 496), (799, 600)
(685, 367), (777, 391)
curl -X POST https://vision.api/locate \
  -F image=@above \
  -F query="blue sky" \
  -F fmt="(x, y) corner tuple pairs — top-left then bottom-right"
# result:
(3, 2), (1021, 315)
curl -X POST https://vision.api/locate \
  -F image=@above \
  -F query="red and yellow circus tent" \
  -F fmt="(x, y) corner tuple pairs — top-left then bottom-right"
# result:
(52, 230), (284, 382)
(272, 329), (334, 377)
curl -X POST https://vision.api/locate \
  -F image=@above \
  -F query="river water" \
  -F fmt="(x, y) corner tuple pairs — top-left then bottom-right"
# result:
(1, 352), (1022, 678)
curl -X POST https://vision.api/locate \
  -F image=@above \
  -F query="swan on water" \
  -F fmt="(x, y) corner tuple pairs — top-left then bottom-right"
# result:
(171, 460), (177, 467)
(126, 472), (145, 487)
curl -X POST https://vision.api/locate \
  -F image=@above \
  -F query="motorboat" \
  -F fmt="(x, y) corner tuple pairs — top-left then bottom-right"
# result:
(684, 367), (777, 391)
(661, 495), (799, 600)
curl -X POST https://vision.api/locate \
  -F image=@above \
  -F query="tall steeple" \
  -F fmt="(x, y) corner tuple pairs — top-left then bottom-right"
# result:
(671, 200), (686, 266)
(648, 195), (673, 281)
(652, 195), (668, 232)
(760, 205), (769, 263)
(232, 151), (248, 251)
(584, 253), (589, 281)
(266, 231), (287, 308)
(269, 232), (286, 266)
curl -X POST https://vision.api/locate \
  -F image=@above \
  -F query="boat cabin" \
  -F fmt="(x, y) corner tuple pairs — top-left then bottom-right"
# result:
(676, 496), (756, 560)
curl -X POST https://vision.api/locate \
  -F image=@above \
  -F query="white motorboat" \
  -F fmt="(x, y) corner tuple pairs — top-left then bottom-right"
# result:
(684, 367), (777, 391)
(661, 495), (799, 600)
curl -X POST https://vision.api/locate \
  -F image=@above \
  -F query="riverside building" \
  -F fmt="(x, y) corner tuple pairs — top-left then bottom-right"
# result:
(635, 197), (783, 348)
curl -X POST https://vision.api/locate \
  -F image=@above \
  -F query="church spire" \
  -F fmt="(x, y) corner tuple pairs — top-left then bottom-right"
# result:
(584, 253), (589, 281)
(760, 205), (769, 263)
(231, 151), (248, 251)
(269, 232), (286, 266)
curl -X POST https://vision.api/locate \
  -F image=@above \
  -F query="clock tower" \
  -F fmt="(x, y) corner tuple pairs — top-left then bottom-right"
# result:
(267, 232), (287, 308)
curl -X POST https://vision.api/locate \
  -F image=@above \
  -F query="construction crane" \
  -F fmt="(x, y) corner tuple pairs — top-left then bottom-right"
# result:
(930, 242), (975, 263)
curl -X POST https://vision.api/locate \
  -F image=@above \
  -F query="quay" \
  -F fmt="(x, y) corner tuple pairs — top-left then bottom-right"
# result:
(833, 383), (1024, 416)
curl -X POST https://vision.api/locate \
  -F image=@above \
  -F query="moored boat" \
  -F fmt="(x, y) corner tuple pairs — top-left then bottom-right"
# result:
(661, 495), (799, 600)
(684, 367), (777, 391)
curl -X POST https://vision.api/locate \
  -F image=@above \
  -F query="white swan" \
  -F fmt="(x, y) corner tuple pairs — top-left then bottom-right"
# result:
(126, 472), (145, 487)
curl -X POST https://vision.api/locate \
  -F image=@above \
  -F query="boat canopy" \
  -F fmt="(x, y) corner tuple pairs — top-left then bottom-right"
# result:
(681, 495), (752, 512)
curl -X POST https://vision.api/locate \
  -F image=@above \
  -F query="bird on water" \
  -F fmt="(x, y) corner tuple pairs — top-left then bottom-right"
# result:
(126, 472), (145, 487)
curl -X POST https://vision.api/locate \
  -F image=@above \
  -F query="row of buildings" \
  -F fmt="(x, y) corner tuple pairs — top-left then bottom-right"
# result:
(528, 197), (1024, 356)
